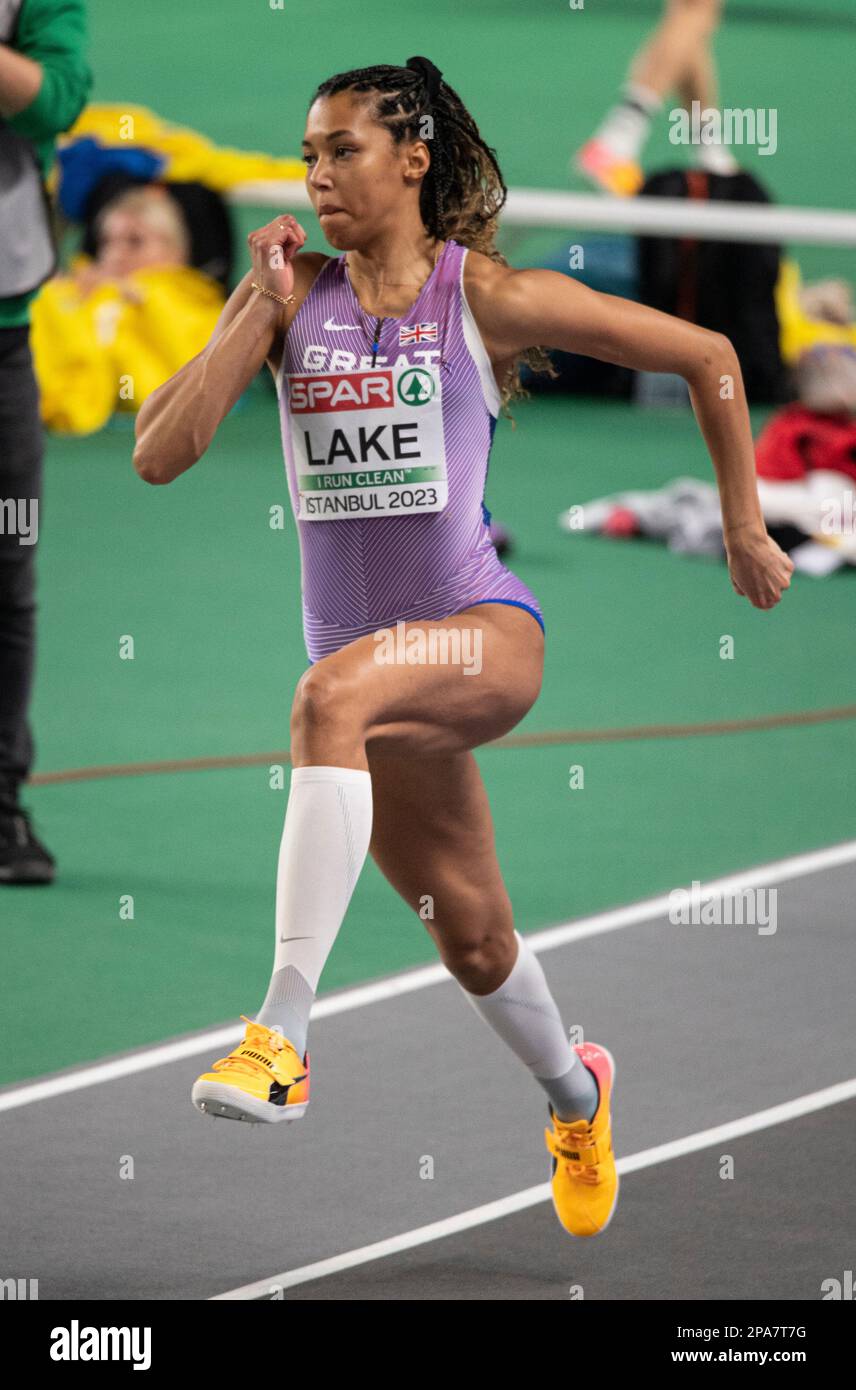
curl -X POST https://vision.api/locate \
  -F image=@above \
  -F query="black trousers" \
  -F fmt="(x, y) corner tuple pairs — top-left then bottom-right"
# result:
(0, 325), (43, 802)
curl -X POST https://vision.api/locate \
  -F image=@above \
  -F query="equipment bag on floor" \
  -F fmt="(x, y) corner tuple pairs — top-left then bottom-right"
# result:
(636, 169), (789, 405)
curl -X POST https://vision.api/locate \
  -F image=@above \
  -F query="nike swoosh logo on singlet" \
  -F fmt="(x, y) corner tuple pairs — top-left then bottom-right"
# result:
(323, 316), (361, 331)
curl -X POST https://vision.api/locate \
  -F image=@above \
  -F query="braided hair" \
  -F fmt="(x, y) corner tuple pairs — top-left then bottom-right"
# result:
(310, 57), (558, 420)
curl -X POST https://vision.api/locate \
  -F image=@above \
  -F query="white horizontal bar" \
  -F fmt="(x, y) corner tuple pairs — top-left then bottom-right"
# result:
(227, 180), (856, 247)
(506, 187), (856, 246)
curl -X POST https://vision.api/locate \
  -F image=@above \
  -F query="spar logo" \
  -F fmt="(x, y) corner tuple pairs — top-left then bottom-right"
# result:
(288, 371), (393, 413)
(396, 367), (435, 406)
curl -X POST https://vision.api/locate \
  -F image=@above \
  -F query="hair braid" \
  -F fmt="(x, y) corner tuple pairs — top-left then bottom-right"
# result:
(310, 62), (558, 420)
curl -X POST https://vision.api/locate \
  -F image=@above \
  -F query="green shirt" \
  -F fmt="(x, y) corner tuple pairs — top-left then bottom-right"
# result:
(0, 0), (91, 328)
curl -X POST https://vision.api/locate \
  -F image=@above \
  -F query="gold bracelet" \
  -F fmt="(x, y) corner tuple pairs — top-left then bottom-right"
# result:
(251, 281), (296, 307)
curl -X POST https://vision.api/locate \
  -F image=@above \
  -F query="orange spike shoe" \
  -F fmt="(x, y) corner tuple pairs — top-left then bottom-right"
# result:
(544, 1041), (619, 1236)
(191, 1016), (310, 1124)
(574, 139), (643, 197)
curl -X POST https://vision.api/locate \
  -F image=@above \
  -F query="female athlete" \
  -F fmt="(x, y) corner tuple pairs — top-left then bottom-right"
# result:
(133, 56), (792, 1239)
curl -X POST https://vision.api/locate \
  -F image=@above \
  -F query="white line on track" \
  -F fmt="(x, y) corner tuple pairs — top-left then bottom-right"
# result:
(212, 1077), (856, 1299)
(2, 837), (855, 1114)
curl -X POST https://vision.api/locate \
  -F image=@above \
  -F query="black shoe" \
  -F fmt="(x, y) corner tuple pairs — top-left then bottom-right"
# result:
(0, 803), (56, 885)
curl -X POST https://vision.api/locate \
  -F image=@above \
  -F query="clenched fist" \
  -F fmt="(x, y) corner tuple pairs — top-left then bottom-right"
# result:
(725, 528), (795, 610)
(247, 213), (308, 302)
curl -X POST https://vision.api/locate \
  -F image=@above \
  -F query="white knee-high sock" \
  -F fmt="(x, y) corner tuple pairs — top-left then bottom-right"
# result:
(255, 766), (373, 1057)
(594, 81), (663, 160)
(459, 930), (599, 1123)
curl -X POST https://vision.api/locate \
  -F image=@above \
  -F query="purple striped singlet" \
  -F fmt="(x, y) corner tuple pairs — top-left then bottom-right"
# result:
(274, 236), (545, 663)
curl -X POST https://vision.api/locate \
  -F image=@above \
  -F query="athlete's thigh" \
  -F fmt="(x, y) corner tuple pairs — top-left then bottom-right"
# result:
(299, 602), (544, 754)
(366, 745), (514, 953)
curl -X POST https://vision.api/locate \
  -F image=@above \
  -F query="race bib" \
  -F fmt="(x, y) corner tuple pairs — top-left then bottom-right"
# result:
(286, 362), (447, 520)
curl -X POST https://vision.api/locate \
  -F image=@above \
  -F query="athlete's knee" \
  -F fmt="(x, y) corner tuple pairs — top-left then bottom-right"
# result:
(519, 661), (544, 715)
(436, 919), (516, 991)
(290, 663), (359, 740)
(493, 665), (543, 736)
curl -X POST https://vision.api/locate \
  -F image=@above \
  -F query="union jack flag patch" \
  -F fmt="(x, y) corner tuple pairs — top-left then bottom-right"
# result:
(399, 322), (438, 345)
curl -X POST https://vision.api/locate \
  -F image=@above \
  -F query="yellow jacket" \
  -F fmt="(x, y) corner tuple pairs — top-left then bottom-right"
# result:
(55, 102), (306, 190)
(30, 261), (223, 435)
(776, 258), (856, 365)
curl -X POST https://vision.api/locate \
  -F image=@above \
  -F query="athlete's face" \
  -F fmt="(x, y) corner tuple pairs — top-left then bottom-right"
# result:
(302, 92), (430, 248)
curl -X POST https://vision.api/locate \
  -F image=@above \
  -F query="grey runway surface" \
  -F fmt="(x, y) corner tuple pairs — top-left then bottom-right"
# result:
(1, 855), (854, 1301)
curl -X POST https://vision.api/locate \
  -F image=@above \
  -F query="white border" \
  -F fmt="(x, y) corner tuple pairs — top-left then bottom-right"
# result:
(460, 247), (502, 419)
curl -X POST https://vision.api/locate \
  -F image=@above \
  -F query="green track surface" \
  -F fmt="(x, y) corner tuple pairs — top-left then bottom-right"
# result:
(3, 2), (855, 1083)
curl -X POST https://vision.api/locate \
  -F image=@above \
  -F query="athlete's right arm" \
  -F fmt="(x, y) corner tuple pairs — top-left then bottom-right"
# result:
(133, 213), (307, 485)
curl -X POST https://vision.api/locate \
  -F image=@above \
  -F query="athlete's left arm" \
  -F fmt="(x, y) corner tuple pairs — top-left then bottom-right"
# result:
(476, 267), (793, 610)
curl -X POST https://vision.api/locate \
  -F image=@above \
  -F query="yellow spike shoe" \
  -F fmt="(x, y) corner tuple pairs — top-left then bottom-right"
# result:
(544, 1041), (619, 1236)
(191, 1016), (310, 1124)
(574, 139), (643, 197)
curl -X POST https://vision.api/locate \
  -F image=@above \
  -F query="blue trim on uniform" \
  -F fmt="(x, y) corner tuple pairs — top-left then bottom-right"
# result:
(307, 597), (545, 665)
(480, 414), (498, 528)
(477, 418), (542, 632)
(464, 598), (546, 633)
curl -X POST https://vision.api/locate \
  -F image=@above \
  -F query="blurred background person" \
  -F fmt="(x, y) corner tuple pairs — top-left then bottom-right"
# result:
(30, 184), (225, 435)
(0, 0), (91, 885)
(575, 0), (734, 196)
